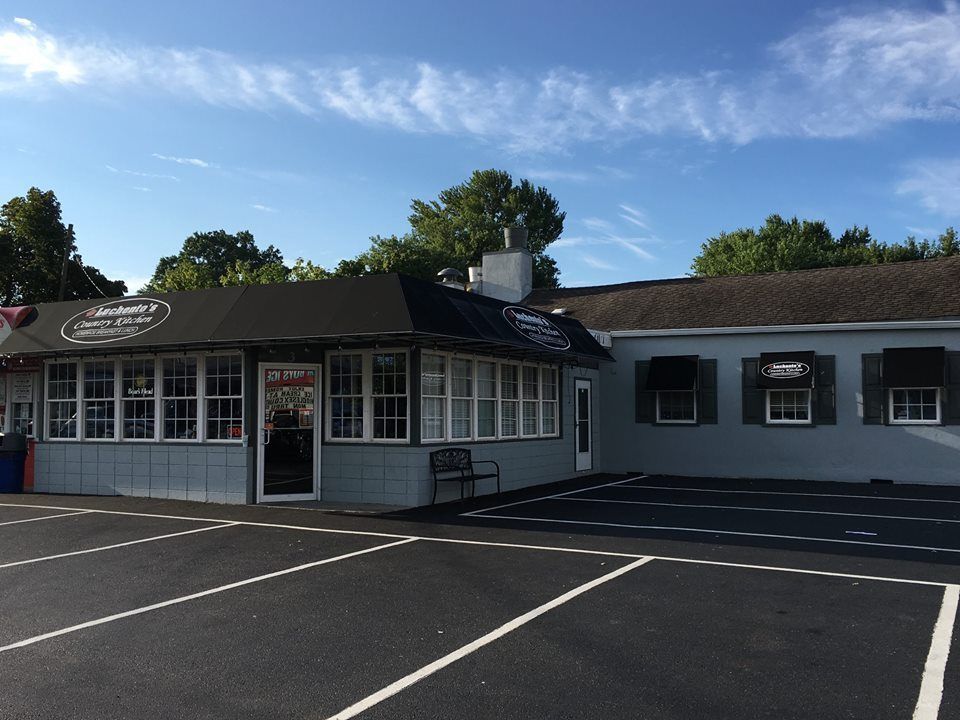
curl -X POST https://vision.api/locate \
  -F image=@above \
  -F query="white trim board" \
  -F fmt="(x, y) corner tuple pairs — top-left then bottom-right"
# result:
(608, 319), (960, 338)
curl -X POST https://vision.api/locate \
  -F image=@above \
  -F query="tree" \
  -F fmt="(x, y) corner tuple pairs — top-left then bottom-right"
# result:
(406, 169), (565, 288)
(0, 188), (126, 305)
(143, 230), (284, 292)
(692, 215), (960, 276)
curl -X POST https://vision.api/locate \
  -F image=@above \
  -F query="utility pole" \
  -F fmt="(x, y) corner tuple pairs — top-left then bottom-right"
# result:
(58, 223), (73, 302)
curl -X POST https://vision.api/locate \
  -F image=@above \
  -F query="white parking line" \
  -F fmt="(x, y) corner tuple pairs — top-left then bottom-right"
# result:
(556, 495), (960, 523)
(469, 512), (960, 555)
(325, 555), (654, 720)
(913, 584), (959, 720)
(0, 501), (951, 587)
(0, 537), (417, 654)
(0, 510), (93, 527)
(0, 522), (239, 570)
(616, 483), (960, 505)
(458, 475), (646, 516)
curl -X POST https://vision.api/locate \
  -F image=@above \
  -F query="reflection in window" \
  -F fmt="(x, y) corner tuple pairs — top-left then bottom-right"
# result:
(329, 354), (363, 439)
(162, 357), (198, 439)
(122, 358), (156, 440)
(372, 352), (407, 440)
(421, 354), (446, 441)
(206, 354), (243, 440)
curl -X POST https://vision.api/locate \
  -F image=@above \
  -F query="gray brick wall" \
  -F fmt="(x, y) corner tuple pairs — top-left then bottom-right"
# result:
(34, 443), (250, 504)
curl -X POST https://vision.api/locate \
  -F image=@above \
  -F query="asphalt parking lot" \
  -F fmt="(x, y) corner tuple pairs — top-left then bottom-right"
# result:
(1, 474), (958, 719)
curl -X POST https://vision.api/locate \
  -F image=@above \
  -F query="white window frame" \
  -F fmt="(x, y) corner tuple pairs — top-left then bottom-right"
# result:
(324, 349), (410, 444)
(42, 352), (244, 444)
(202, 352), (246, 444)
(888, 387), (942, 425)
(418, 351), (561, 444)
(765, 388), (812, 425)
(3, 371), (40, 438)
(656, 390), (698, 424)
(44, 360), (80, 441)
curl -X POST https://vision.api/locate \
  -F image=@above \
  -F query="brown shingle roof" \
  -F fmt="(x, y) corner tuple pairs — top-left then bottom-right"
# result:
(525, 256), (960, 332)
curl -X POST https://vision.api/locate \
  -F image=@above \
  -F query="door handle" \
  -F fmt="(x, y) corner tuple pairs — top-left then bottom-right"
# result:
(262, 428), (271, 445)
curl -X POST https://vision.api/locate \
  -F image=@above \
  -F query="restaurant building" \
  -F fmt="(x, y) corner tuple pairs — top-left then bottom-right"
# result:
(0, 238), (610, 505)
(1, 238), (959, 505)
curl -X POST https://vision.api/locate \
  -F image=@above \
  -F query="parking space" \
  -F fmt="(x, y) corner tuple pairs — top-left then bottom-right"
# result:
(0, 489), (956, 720)
(464, 475), (960, 557)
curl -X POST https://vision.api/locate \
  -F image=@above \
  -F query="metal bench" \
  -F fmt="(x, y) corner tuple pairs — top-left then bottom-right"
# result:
(429, 448), (500, 504)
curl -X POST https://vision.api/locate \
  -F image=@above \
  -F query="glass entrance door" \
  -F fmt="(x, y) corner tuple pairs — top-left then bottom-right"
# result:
(258, 365), (319, 501)
(574, 378), (592, 472)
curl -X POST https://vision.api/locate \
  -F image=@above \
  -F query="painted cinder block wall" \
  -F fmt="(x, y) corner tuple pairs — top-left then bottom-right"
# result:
(600, 329), (960, 485)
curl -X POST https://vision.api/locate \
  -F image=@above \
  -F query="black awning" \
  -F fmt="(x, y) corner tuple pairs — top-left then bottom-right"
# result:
(882, 347), (945, 387)
(0, 274), (611, 363)
(758, 351), (815, 389)
(645, 355), (699, 391)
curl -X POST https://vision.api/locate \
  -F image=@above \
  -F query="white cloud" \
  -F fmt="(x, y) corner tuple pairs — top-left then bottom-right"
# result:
(524, 168), (593, 183)
(582, 217), (614, 232)
(13, 18), (35, 30)
(131, 186), (151, 192)
(250, 203), (277, 213)
(581, 254), (618, 271)
(106, 164), (179, 181)
(897, 158), (960, 217)
(3, 5), (960, 151)
(618, 204), (651, 231)
(152, 153), (216, 168)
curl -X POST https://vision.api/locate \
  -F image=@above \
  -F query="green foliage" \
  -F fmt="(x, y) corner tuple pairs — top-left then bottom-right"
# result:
(0, 187), (126, 305)
(144, 230), (284, 292)
(692, 215), (959, 276)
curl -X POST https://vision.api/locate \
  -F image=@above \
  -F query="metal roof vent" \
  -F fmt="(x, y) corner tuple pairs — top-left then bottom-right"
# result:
(437, 267), (464, 285)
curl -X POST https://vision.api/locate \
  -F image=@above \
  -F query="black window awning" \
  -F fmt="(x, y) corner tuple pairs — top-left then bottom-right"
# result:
(882, 347), (945, 387)
(645, 355), (699, 391)
(0, 274), (612, 363)
(757, 351), (815, 389)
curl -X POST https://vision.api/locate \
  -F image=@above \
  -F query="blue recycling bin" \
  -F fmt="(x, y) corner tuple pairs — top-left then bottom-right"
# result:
(0, 433), (27, 493)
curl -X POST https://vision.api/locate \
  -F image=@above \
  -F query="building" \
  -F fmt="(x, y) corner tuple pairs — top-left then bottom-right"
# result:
(0, 241), (609, 505)
(1, 235), (958, 506)
(527, 256), (960, 485)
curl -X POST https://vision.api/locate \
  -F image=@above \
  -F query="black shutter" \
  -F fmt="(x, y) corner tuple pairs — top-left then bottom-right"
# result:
(944, 352), (960, 425)
(862, 354), (884, 425)
(635, 361), (656, 423)
(813, 355), (836, 425)
(698, 359), (718, 424)
(742, 358), (764, 424)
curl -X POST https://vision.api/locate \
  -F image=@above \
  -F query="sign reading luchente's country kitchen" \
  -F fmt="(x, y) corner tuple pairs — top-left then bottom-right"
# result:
(503, 306), (571, 350)
(760, 360), (810, 380)
(61, 298), (171, 344)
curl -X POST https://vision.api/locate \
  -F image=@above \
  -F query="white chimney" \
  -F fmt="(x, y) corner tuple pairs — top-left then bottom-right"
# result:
(478, 227), (532, 303)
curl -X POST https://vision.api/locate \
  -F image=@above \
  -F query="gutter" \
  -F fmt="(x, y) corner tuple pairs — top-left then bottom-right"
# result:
(606, 319), (960, 338)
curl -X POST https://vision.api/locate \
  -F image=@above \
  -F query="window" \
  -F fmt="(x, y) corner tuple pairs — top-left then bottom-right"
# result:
(521, 365), (539, 436)
(500, 364), (519, 438)
(541, 367), (558, 435)
(329, 353), (364, 439)
(418, 353), (560, 443)
(121, 359), (156, 440)
(767, 389), (811, 424)
(81, 360), (116, 439)
(162, 357), (198, 439)
(421, 354), (447, 441)
(47, 362), (78, 439)
(477, 361), (498, 439)
(205, 354), (243, 440)
(372, 352), (407, 440)
(889, 388), (940, 424)
(8, 374), (37, 436)
(11, 400), (34, 436)
(657, 391), (696, 423)
(450, 358), (473, 440)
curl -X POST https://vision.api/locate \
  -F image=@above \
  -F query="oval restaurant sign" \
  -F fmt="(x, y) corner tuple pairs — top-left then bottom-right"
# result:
(761, 361), (810, 380)
(61, 298), (171, 344)
(503, 306), (570, 351)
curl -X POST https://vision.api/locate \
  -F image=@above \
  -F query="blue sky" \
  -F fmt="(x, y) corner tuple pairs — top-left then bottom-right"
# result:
(1, 1), (959, 292)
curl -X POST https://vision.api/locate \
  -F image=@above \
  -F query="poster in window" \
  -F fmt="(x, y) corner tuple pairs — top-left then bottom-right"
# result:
(11, 374), (33, 403)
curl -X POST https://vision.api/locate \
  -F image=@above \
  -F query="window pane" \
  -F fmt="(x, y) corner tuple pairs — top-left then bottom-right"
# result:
(500, 365), (518, 400)
(541, 367), (557, 401)
(162, 357), (197, 397)
(541, 402), (557, 435)
(522, 366), (539, 400)
(421, 354), (446, 397)
(501, 400), (518, 437)
(522, 400), (538, 435)
(204, 354), (242, 440)
(83, 361), (116, 438)
(451, 398), (472, 439)
(452, 359), (473, 398)
(421, 396), (445, 440)
(477, 361), (497, 399)
(478, 399), (496, 438)
(329, 353), (364, 439)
